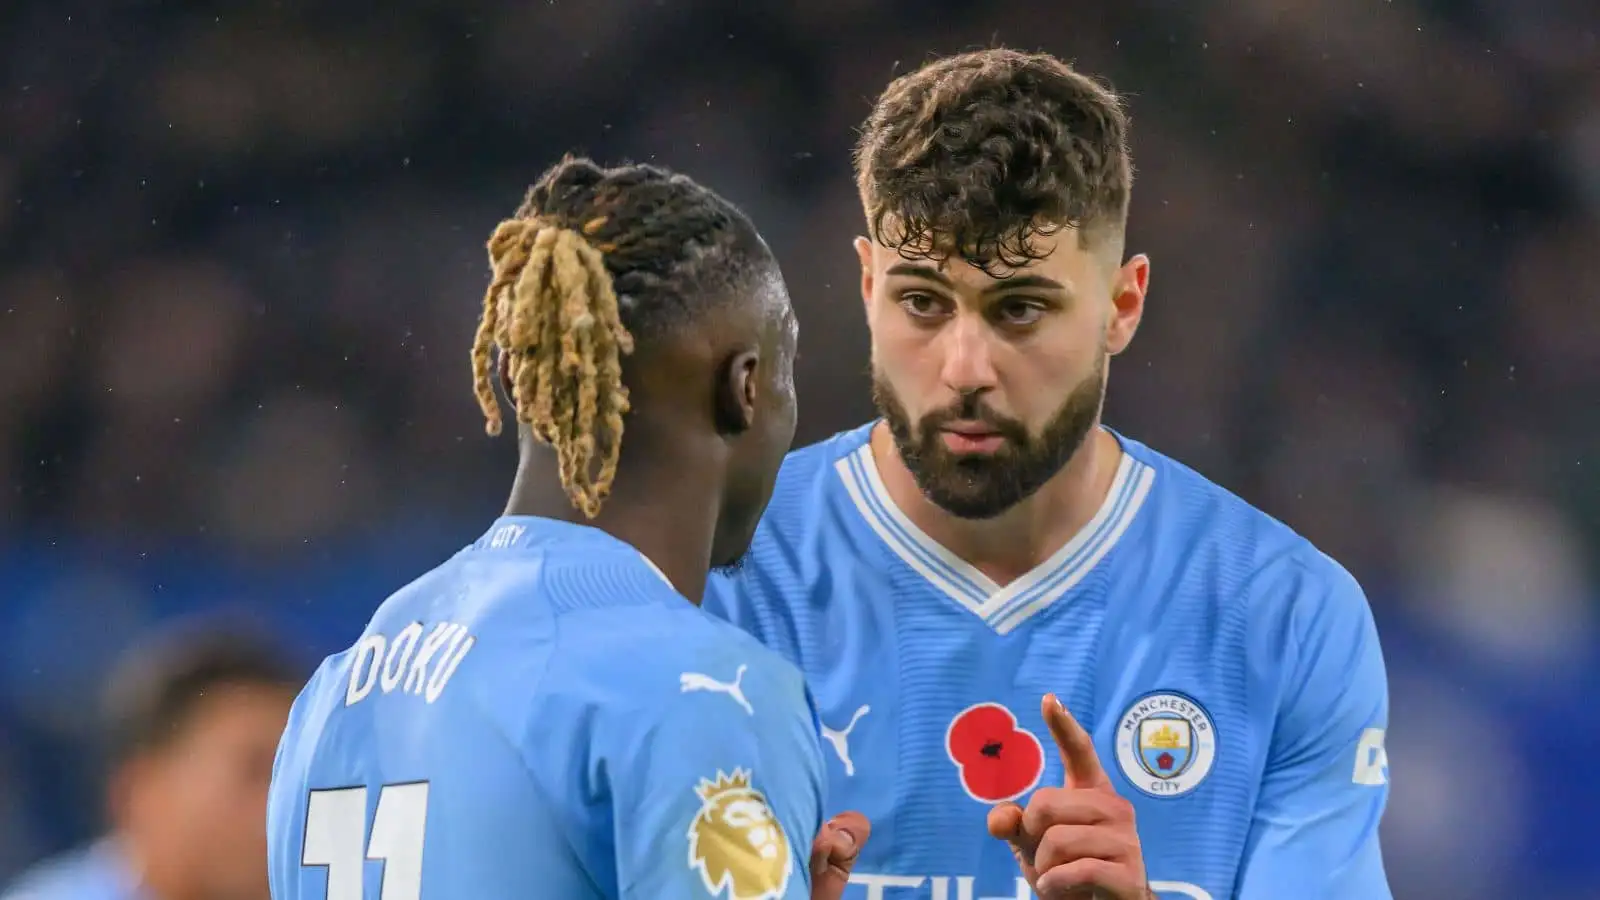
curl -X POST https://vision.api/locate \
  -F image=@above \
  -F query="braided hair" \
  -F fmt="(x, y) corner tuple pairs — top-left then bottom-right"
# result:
(471, 156), (765, 518)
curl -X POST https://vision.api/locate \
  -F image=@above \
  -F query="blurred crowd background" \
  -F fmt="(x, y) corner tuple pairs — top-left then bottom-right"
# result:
(2, 1), (1597, 898)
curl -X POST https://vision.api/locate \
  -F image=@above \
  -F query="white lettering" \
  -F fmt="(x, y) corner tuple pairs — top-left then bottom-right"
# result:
(380, 622), (425, 693)
(488, 524), (524, 548)
(425, 631), (476, 703)
(1150, 882), (1213, 900)
(850, 873), (924, 900)
(342, 622), (476, 707)
(846, 875), (1208, 900)
(403, 623), (461, 695)
(1352, 727), (1389, 785)
(345, 634), (386, 706)
(848, 875), (1026, 899)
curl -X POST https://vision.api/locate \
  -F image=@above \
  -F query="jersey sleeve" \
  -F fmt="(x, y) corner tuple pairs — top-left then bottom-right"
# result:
(608, 649), (825, 900)
(1237, 558), (1392, 899)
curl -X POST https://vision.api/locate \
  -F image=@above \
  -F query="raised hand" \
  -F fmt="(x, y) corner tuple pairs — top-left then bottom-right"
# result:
(987, 694), (1150, 900)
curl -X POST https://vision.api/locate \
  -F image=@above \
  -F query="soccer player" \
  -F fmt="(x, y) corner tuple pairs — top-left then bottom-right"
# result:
(266, 157), (866, 900)
(2, 624), (300, 900)
(703, 49), (1391, 900)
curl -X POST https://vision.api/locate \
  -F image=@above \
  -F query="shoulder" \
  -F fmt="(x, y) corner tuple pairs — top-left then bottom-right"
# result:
(1124, 434), (1305, 554)
(1122, 434), (1369, 621)
(346, 540), (678, 681)
(373, 537), (684, 644)
(701, 428), (877, 644)
(737, 423), (875, 567)
(323, 544), (714, 739)
(547, 599), (808, 721)
(762, 423), (874, 517)
(539, 604), (816, 786)
(784, 422), (875, 470)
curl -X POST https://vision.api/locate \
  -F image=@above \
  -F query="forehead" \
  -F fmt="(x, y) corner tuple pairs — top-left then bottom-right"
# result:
(870, 227), (1100, 292)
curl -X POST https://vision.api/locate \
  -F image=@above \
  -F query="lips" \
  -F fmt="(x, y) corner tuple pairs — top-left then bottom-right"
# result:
(939, 428), (1004, 454)
(939, 422), (999, 438)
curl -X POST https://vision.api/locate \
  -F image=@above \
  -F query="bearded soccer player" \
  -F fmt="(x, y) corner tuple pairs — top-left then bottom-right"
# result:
(267, 157), (865, 900)
(703, 50), (1391, 900)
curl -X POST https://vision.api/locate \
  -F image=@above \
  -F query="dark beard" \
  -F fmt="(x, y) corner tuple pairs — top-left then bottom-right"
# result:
(872, 354), (1105, 520)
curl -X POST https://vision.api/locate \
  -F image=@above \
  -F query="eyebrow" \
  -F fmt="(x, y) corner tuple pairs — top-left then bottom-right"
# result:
(885, 262), (1068, 295)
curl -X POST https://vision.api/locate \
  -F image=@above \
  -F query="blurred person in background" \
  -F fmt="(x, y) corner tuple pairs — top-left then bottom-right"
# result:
(0, 627), (301, 900)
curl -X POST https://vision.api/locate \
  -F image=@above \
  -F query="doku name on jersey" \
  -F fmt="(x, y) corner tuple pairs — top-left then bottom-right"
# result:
(344, 621), (477, 706)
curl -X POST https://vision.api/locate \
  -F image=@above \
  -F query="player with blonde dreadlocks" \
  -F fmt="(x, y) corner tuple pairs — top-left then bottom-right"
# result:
(265, 154), (871, 900)
(470, 156), (799, 540)
(471, 216), (632, 518)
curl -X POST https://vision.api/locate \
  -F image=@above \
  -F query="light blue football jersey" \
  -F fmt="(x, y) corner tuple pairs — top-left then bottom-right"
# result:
(267, 517), (824, 900)
(0, 841), (140, 900)
(703, 424), (1392, 900)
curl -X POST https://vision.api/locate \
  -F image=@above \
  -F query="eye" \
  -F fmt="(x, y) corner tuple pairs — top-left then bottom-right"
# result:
(993, 298), (1046, 327)
(898, 290), (948, 319)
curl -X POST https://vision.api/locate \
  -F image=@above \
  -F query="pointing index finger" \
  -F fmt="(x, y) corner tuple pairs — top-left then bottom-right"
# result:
(1043, 693), (1111, 790)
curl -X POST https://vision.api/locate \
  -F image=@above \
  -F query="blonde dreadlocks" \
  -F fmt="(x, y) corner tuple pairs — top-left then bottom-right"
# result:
(468, 156), (760, 519)
(471, 216), (633, 519)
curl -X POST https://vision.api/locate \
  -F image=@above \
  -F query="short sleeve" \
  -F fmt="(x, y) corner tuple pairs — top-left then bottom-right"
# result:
(1237, 559), (1392, 899)
(608, 650), (825, 900)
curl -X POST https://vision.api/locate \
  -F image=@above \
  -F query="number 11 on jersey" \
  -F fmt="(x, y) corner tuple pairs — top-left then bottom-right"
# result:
(303, 782), (430, 900)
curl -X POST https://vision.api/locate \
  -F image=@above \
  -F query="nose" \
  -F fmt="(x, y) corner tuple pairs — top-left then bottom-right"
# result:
(938, 314), (999, 394)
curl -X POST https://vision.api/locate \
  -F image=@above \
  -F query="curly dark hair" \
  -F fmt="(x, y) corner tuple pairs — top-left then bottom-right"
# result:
(854, 48), (1132, 273)
(470, 156), (772, 517)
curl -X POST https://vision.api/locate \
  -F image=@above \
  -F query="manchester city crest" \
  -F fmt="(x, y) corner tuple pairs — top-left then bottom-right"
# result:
(1113, 692), (1217, 798)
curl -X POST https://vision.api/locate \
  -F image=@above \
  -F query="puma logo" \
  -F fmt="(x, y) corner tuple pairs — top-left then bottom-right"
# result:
(821, 705), (871, 776)
(679, 665), (753, 715)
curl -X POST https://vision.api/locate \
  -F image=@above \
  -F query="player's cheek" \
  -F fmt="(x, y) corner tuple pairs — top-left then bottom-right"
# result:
(1030, 824), (1126, 874)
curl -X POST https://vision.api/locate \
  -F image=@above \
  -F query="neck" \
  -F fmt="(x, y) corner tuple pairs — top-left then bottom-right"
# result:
(503, 430), (722, 603)
(871, 421), (1122, 585)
